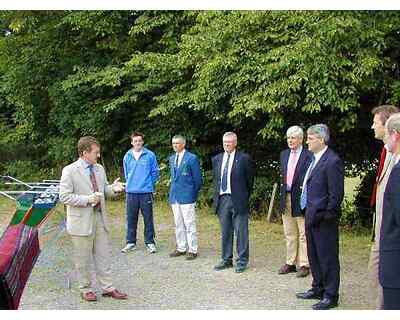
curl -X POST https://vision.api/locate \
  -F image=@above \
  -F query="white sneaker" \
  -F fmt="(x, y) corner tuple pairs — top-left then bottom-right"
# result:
(121, 243), (136, 253)
(146, 243), (157, 254)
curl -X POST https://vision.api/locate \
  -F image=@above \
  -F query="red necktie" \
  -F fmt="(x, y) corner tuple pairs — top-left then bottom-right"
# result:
(370, 146), (387, 207)
(89, 165), (100, 209)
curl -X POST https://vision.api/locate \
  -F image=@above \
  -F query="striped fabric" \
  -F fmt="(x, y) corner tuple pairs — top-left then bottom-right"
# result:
(0, 224), (40, 309)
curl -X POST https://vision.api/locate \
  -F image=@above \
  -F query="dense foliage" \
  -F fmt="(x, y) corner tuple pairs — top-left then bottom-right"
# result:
(1, 11), (400, 221)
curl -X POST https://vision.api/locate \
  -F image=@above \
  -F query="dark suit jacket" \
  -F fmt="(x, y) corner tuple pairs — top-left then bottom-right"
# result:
(212, 150), (255, 215)
(305, 148), (344, 228)
(279, 147), (313, 217)
(379, 162), (400, 288)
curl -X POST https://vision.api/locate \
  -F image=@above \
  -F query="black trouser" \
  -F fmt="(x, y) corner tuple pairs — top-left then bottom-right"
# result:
(383, 287), (400, 309)
(217, 195), (249, 266)
(305, 220), (340, 300)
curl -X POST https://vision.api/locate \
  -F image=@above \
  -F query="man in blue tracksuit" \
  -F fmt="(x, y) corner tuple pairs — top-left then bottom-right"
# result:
(168, 135), (203, 260)
(121, 131), (159, 254)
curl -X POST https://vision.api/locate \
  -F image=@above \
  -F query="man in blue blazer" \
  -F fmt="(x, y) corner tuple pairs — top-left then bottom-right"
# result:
(168, 135), (203, 260)
(379, 113), (400, 310)
(296, 124), (344, 310)
(212, 132), (255, 273)
(278, 125), (313, 277)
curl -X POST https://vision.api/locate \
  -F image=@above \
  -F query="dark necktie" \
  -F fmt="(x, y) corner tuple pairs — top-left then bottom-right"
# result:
(175, 154), (179, 168)
(221, 153), (231, 192)
(89, 165), (100, 209)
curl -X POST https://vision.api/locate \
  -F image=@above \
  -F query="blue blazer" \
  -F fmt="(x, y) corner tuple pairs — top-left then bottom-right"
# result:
(304, 148), (344, 227)
(279, 147), (313, 217)
(212, 151), (255, 215)
(168, 150), (203, 204)
(379, 162), (400, 288)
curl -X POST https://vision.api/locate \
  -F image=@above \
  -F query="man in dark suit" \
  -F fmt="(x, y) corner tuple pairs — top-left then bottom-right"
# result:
(296, 124), (344, 310)
(168, 135), (203, 260)
(379, 112), (400, 310)
(278, 126), (313, 277)
(212, 132), (255, 273)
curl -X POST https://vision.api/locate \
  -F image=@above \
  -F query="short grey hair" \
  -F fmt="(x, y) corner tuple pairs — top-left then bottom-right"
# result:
(307, 124), (330, 144)
(286, 126), (304, 139)
(386, 113), (400, 133)
(172, 135), (186, 144)
(223, 132), (237, 140)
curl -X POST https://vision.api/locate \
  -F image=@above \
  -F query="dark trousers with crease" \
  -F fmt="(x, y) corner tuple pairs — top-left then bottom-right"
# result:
(305, 219), (340, 300)
(126, 193), (155, 245)
(383, 287), (400, 310)
(217, 194), (249, 266)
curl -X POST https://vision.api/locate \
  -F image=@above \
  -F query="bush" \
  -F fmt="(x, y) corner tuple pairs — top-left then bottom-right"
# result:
(2, 160), (54, 182)
(353, 169), (375, 228)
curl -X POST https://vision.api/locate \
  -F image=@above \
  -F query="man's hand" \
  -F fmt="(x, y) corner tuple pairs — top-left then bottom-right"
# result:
(112, 177), (125, 193)
(88, 193), (101, 206)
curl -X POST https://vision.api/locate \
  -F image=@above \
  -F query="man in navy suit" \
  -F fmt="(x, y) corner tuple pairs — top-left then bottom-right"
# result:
(168, 135), (203, 260)
(296, 124), (344, 310)
(212, 132), (255, 273)
(278, 126), (313, 277)
(379, 113), (400, 310)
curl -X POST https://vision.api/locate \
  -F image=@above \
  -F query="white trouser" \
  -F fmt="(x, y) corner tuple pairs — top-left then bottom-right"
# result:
(171, 203), (198, 254)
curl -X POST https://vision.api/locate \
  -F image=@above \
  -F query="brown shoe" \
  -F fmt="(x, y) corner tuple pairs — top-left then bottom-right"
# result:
(169, 250), (186, 257)
(102, 289), (128, 300)
(186, 252), (198, 260)
(296, 266), (310, 278)
(278, 264), (297, 274)
(81, 291), (97, 302)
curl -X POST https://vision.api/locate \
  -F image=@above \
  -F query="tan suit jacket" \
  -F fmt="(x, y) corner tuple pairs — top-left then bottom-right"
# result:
(59, 159), (115, 236)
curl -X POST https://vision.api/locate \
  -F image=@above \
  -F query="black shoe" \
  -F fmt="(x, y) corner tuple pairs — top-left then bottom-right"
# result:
(235, 264), (247, 273)
(185, 252), (198, 260)
(214, 261), (233, 271)
(312, 298), (338, 310)
(296, 289), (323, 300)
(169, 250), (186, 257)
(278, 264), (297, 274)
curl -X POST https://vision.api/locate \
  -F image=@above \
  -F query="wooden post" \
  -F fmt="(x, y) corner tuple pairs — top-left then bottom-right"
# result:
(267, 183), (278, 223)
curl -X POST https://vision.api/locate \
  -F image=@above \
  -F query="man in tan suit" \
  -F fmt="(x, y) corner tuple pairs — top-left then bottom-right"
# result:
(369, 105), (399, 308)
(59, 136), (128, 302)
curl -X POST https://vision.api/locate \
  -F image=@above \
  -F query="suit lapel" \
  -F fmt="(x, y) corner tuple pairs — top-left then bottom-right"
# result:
(292, 148), (307, 184)
(76, 161), (93, 190)
(378, 152), (395, 184)
(231, 151), (239, 180)
(307, 149), (329, 182)
(282, 150), (289, 183)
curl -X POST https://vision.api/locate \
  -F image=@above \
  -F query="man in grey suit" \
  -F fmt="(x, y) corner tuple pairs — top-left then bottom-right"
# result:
(369, 105), (399, 309)
(59, 136), (128, 302)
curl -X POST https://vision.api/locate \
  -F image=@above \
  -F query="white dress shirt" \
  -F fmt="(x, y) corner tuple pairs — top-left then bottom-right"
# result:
(302, 146), (328, 191)
(175, 149), (185, 168)
(220, 150), (236, 195)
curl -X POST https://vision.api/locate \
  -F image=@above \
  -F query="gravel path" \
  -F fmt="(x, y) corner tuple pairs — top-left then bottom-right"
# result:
(0, 201), (373, 310)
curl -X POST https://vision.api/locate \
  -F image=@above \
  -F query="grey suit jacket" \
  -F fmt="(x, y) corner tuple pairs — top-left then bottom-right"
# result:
(59, 159), (115, 236)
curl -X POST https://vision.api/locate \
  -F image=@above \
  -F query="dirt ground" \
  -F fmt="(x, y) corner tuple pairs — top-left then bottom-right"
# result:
(0, 199), (373, 310)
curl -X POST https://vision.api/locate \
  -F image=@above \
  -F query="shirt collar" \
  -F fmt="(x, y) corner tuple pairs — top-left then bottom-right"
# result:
(80, 158), (93, 169)
(290, 145), (302, 154)
(225, 149), (236, 159)
(313, 146), (328, 162)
